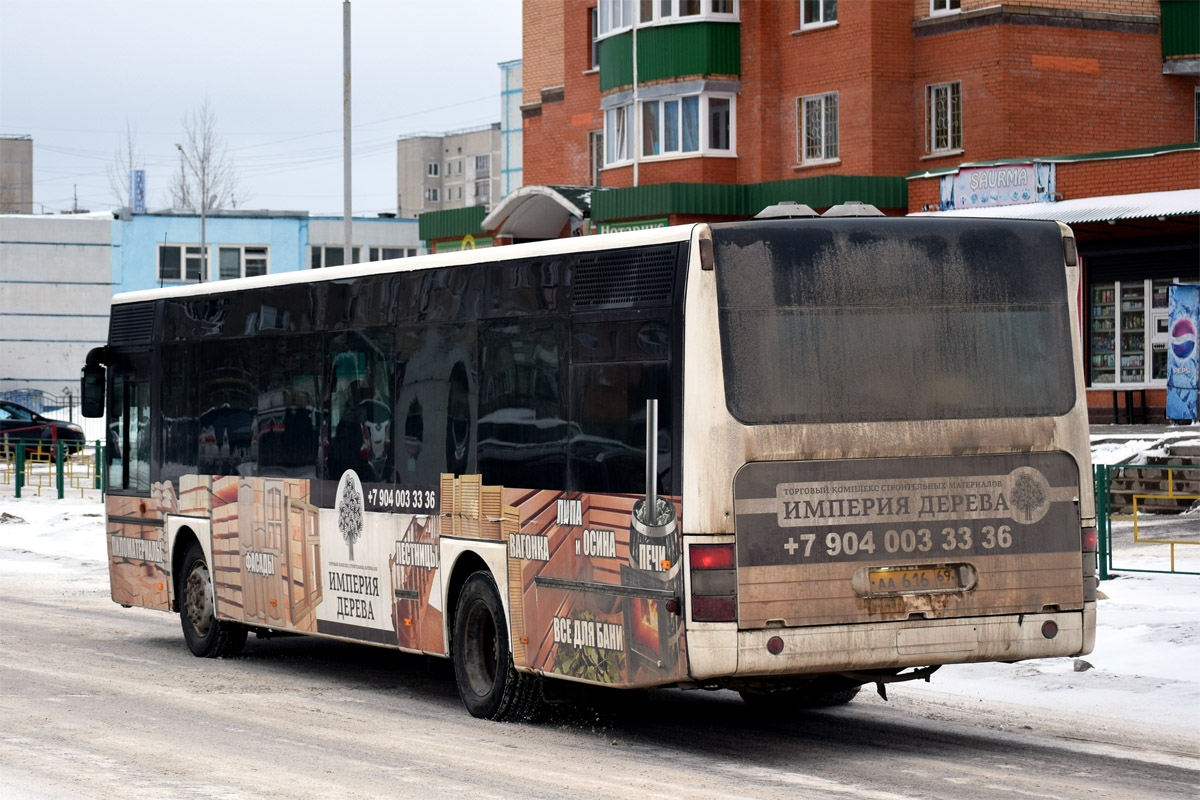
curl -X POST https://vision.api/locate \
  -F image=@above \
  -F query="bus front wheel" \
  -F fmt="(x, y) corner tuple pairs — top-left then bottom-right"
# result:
(179, 541), (247, 658)
(452, 572), (541, 721)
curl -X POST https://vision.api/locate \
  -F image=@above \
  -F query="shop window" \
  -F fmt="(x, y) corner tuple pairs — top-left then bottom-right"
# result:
(926, 81), (962, 153)
(801, 0), (836, 28)
(1090, 277), (1194, 387)
(799, 92), (839, 163)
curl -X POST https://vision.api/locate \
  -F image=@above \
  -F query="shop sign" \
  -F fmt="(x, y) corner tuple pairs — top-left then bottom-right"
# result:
(939, 163), (1055, 210)
(1167, 283), (1198, 421)
(596, 217), (669, 235)
(434, 234), (493, 253)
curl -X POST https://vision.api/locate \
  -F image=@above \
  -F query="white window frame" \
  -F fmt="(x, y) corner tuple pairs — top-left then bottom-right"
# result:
(589, 7), (601, 70)
(474, 154), (491, 173)
(599, 0), (737, 37)
(930, 0), (961, 17)
(798, 91), (839, 164)
(427, 162), (439, 177)
(425, 187), (440, 203)
(799, 0), (837, 29)
(311, 245), (361, 269)
(1088, 277), (1197, 388)
(216, 244), (269, 281)
(635, 92), (736, 161)
(157, 243), (208, 283)
(926, 81), (962, 154)
(605, 104), (634, 166)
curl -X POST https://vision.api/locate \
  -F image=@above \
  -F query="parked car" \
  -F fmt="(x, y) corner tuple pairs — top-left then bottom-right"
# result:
(0, 400), (86, 456)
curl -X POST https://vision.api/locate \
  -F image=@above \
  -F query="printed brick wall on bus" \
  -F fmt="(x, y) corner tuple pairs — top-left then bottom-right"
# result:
(503, 487), (687, 688)
(107, 494), (171, 610)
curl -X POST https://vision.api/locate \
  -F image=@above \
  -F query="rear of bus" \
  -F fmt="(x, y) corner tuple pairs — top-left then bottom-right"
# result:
(680, 217), (1096, 693)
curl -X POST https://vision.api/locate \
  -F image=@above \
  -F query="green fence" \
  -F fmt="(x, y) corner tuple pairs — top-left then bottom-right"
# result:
(1094, 463), (1200, 578)
(0, 439), (106, 499)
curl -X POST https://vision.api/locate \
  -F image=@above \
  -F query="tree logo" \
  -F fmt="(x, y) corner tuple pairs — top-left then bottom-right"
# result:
(336, 470), (364, 561)
(1008, 468), (1050, 524)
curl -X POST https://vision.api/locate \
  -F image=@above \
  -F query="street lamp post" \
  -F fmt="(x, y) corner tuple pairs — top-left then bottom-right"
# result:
(176, 143), (206, 282)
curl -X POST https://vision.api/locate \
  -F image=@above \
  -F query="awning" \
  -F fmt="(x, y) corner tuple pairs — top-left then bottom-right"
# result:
(481, 185), (607, 239)
(911, 188), (1200, 224)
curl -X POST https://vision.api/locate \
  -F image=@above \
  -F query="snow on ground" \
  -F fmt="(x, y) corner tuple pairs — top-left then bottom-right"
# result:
(1, 434), (1198, 736)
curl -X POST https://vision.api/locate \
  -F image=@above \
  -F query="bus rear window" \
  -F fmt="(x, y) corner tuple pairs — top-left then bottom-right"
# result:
(711, 219), (1076, 425)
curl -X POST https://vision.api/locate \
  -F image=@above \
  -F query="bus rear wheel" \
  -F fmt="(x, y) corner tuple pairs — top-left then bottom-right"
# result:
(179, 541), (246, 658)
(452, 572), (542, 721)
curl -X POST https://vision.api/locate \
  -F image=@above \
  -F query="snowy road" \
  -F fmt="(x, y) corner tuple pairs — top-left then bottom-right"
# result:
(2, 520), (1198, 800)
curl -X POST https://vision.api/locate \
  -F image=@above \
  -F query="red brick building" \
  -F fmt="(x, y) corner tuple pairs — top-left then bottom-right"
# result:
(420, 0), (1199, 421)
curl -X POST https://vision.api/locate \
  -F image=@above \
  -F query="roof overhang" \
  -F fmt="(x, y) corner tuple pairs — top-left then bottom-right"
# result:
(481, 185), (597, 239)
(910, 188), (1200, 225)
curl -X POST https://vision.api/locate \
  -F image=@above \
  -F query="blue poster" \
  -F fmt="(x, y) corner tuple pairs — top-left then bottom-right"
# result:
(1166, 283), (1198, 421)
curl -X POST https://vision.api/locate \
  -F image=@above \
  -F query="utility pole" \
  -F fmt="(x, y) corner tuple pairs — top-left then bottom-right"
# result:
(343, 0), (353, 266)
(176, 143), (207, 282)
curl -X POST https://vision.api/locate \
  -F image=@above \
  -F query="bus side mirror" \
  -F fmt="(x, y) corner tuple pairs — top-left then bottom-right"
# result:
(81, 351), (107, 418)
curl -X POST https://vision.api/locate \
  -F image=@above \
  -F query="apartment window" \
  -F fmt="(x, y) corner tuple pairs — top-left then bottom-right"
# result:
(425, 187), (440, 202)
(455, 160), (463, 175)
(474, 154), (491, 173)
(636, 93), (731, 159)
(590, 8), (601, 69)
(598, 0), (634, 35)
(603, 0), (735, 33)
(157, 244), (207, 282)
(474, 179), (491, 205)
(312, 245), (361, 269)
(930, 0), (960, 14)
(801, 0), (836, 27)
(1194, 88), (1199, 142)
(217, 245), (269, 280)
(428, 163), (439, 177)
(926, 81), (962, 153)
(800, 92), (838, 163)
(605, 104), (633, 164)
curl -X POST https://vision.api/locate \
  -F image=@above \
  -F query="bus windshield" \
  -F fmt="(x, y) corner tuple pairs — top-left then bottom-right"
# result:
(711, 218), (1076, 425)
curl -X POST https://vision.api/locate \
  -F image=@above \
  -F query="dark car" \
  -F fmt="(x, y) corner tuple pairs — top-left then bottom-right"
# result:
(0, 400), (87, 456)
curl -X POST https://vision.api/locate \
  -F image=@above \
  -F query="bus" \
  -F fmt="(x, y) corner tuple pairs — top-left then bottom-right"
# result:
(82, 212), (1097, 720)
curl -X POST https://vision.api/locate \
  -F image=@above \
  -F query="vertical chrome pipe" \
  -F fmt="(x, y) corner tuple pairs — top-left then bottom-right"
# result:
(646, 398), (657, 524)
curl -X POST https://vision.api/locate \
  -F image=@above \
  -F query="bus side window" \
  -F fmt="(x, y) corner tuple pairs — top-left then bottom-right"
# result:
(108, 371), (151, 493)
(478, 319), (567, 491)
(108, 374), (125, 490)
(394, 324), (477, 485)
(570, 362), (671, 495)
(325, 330), (393, 484)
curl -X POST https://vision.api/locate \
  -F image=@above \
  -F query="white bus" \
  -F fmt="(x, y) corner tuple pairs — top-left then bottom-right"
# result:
(84, 210), (1096, 719)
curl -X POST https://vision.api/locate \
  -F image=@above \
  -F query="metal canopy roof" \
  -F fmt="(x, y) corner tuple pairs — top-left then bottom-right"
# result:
(481, 185), (607, 239)
(912, 189), (1200, 225)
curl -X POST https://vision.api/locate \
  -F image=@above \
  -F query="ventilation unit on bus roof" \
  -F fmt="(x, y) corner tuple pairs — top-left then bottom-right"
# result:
(572, 245), (676, 310)
(821, 200), (885, 217)
(108, 302), (155, 348)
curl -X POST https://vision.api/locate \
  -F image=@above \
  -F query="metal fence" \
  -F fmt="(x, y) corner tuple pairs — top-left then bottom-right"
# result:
(0, 438), (106, 499)
(1094, 463), (1200, 579)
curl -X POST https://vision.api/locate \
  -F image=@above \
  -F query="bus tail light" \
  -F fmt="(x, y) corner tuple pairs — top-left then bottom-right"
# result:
(690, 543), (737, 622)
(1081, 526), (1098, 602)
(1081, 526), (1098, 553)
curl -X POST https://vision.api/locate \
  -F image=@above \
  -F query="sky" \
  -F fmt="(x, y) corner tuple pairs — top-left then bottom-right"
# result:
(0, 0), (522, 216)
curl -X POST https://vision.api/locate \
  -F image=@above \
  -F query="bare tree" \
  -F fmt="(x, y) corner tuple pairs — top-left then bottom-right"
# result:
(105, 120), (143, 208)
(167, 97), (243, 211)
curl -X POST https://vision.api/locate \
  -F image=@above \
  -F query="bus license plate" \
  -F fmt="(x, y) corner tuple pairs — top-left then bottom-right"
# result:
(867, 567), (961, 595)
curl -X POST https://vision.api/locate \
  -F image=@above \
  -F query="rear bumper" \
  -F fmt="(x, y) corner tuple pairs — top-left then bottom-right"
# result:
(687, 604), (1095, 681)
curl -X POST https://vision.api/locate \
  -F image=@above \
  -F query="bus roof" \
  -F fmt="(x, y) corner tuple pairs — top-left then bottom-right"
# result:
(112, 223), (698, 306)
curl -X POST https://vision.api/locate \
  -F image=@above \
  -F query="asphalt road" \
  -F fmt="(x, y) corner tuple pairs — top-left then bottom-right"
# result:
(1, 556), (1197, 800)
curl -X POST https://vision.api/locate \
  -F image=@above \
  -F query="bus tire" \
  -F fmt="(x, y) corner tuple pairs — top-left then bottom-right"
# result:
(179, 541), (246, 658)
(452, 571), (542, 721)
(740, 684), (860, 711)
